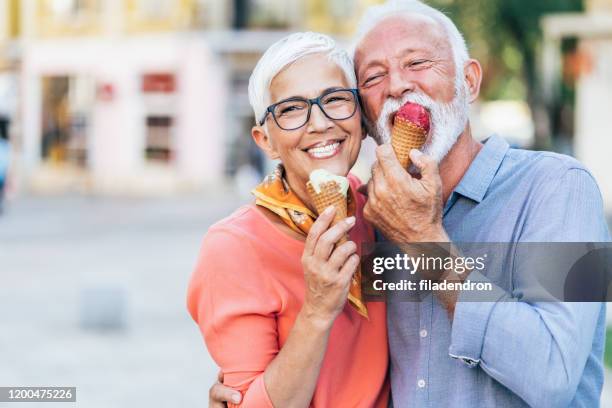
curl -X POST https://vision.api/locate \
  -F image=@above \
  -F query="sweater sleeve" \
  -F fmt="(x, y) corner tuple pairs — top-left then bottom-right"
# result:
(187, 227), (279, 407)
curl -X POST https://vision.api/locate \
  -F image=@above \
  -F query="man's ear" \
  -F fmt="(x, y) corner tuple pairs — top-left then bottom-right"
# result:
(252, 125), (279, 160)
(464, 59), (483, 104)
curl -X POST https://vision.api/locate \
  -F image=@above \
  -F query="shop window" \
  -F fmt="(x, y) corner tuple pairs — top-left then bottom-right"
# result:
(145, 116), (173, 162)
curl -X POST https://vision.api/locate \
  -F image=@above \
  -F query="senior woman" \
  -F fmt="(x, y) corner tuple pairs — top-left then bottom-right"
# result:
(187, 32), (388, 408)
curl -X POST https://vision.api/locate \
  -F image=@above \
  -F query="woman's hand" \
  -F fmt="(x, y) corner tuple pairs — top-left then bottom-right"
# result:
(301, 206), (360, 326)
(208, 371), (241, 407)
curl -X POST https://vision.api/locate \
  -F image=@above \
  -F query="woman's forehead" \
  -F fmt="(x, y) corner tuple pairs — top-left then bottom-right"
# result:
(269, 54), (349, 103)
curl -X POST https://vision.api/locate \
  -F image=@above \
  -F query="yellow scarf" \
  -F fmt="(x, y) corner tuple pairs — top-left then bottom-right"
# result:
(252, 164), (368, 319)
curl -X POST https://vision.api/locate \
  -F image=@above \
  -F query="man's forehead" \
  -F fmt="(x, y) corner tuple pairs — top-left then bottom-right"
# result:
(355, 14), (447, 65)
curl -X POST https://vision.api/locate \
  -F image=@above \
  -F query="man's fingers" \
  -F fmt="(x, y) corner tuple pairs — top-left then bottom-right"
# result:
(375, 144), (404, 177)
(304, 206), (336, 256)
(363, 178), (377, 222)
(371, 161), (388, 198)
(367, 177), (375, 198)
(409, 149), (439, 182)
(209, 382), (242, 407)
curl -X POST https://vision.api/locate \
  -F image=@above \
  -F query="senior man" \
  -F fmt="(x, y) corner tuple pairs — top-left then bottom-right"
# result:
(208, 1), (611, 407)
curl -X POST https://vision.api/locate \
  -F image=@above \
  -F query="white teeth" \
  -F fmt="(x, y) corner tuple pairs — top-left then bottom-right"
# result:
(307, 142), (340, 158)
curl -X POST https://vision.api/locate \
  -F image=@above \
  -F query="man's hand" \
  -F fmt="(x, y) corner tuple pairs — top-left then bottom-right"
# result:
(209, 371), (242, 407)
(363, 145), (448, 243)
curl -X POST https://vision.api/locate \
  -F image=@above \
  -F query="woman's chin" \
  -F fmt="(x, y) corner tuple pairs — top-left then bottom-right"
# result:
(304, 159), (351, 178)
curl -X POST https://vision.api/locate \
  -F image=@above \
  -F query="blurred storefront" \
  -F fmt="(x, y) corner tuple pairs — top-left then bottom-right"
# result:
(542, 0), (612, 212)
(0, 0), (383, 195)
(17, 0), (227, 194)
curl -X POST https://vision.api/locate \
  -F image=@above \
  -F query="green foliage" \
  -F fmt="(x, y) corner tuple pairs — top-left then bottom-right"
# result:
(427, 0), (584, 101)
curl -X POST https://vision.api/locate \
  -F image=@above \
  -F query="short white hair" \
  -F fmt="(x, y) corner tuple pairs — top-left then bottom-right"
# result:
(248, 32), (357, 125)
(352, 0), (470, 76)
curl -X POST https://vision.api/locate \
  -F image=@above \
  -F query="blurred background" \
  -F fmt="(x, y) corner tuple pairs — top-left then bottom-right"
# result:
(0, 0), (611, 406)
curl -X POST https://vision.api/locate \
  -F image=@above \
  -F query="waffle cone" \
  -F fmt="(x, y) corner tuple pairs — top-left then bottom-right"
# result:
(306, 181), (348, 244)
(391, 116), (427, 169)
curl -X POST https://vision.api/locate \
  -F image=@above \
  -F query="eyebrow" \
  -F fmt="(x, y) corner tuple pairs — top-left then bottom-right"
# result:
(275, 86), (345, 103)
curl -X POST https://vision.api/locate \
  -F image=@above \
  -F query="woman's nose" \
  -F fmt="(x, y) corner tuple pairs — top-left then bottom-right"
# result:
(306, 104), (334, 133)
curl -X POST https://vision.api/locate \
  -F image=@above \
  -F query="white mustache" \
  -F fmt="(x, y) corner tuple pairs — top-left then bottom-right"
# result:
(369, 85), (470, 164)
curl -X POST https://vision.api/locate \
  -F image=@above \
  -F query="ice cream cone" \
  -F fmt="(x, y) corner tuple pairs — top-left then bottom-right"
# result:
(391, 116), (427, 169)
(306, 181), (349, 244)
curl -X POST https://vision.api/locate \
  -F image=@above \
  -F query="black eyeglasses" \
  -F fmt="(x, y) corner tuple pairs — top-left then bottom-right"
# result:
(259, 88), (360, 131)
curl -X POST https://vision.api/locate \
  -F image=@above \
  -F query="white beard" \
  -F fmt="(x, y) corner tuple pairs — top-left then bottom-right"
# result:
(365, 80), (470, 164)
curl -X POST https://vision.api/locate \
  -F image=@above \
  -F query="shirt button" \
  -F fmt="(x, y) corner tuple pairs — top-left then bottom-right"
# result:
(417, 379), (426, 388)
(419, 329), (428, 338)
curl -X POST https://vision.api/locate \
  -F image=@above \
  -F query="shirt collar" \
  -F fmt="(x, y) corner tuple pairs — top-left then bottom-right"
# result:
(452, 134), (509, 204)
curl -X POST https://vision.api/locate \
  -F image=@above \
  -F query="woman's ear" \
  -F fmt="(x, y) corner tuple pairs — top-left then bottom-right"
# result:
(252, 126), (279, 160)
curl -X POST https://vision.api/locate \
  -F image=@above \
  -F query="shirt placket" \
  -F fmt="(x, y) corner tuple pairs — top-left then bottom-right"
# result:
(416, 294), (433, 406)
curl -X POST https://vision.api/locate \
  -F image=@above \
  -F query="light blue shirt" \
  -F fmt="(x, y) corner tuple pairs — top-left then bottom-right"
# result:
(387, 135), (611, 407)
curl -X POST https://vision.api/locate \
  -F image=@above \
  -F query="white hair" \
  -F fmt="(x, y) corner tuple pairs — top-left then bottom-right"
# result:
(352, 0), (470, 83)
(357, 1), (474, 160)
(248, 32), (357, 126)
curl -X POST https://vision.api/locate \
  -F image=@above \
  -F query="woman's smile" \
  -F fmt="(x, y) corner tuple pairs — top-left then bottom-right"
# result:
(303, 137), (346, 160)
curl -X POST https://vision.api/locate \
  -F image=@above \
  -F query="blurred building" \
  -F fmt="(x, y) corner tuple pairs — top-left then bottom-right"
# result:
(0, 1), (19, 142)
(0, 0), (383, 195)
(542, 0), (612, 212)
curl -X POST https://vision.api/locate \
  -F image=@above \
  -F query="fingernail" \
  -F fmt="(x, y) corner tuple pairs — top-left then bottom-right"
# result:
(324, 206), (335, 215)
(232, 393), (242, 403)
(411, 149), (423, 158)
(346, 216), (356, 225)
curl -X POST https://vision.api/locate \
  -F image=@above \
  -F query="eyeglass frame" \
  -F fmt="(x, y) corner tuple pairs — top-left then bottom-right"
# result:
(258, 88), (361, 131)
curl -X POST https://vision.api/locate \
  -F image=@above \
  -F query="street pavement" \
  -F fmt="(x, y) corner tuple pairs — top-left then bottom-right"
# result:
(1, 193), (611, 407)
(0, 192), (244, 407)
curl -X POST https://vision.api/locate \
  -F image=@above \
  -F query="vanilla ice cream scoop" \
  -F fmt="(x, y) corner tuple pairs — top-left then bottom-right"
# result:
(308, 169), (349, 196)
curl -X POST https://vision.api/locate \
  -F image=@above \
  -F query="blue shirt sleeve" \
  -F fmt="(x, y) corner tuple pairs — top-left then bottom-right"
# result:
(449, 167), (610, 407)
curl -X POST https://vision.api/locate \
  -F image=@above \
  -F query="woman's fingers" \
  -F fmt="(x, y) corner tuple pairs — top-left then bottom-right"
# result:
(327, 240), (358, 271)
(304, 206), (336, 256)
(208, 382), (242, 407)
(302, 209), (359, 322)
(313, 216), (356, 260)
(339, 253), (360, 281)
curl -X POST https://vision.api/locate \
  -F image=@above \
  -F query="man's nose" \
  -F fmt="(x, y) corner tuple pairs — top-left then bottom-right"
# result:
(306, 104), (333, 133)
(388, 68), (415, 99)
